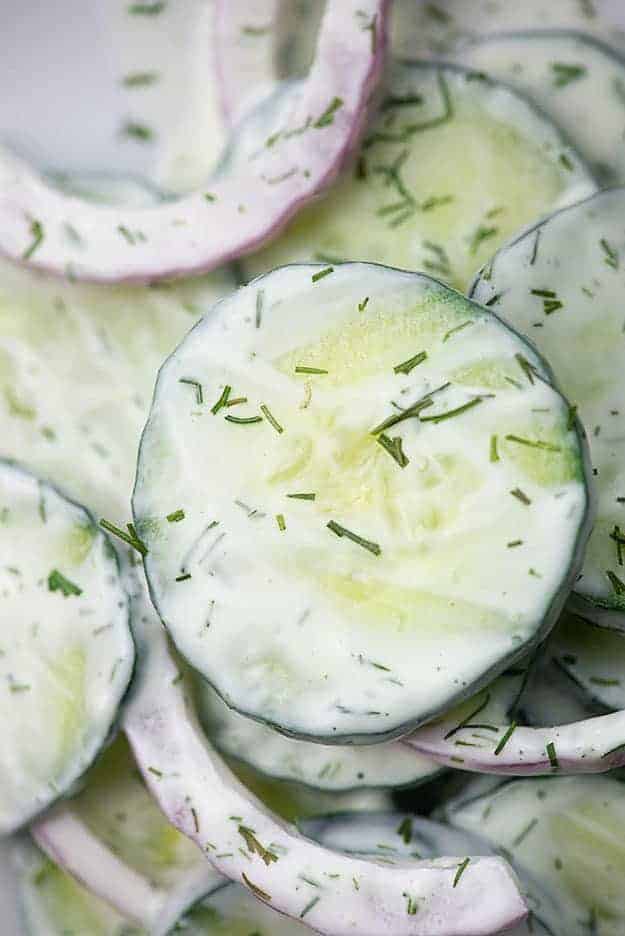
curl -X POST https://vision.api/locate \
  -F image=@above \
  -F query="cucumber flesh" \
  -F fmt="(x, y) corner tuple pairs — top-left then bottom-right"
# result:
(459, 30), (625, 185)
(444, 774), (625, 936)
(124, 605), (528, 936)
(242, 61), (596, 290)
(0, 256), (232, 527)
(471, 187), (625, 623)
(0, 461), (133, 836)
(197, 679), (441, 792)
(135, 261), (590, 742)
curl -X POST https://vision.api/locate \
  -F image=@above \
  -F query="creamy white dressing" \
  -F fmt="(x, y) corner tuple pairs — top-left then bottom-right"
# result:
(472, 188), (625, 618)
(243, 62), (596, 291)
(135, 262), (589, 741)
(0, 462), (132, 835)
(547, 613), (625, 711)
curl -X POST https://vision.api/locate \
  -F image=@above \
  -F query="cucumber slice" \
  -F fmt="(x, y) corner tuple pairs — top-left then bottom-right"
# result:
(548, 613), (625, 712)
(242, 60), (596, 290)
(134, 261), (591, 742)
(0, 256), (232, 526)
(124, 603), (528, 936)
(197, 679), (441, 791)
(459, 30), (625, 185)
(16, 841), (138, 936)
(32, 735), (225, 931)
(444, 774), (625, 936)
(471, 187), (625, 627)
(0, 461), (133, 836)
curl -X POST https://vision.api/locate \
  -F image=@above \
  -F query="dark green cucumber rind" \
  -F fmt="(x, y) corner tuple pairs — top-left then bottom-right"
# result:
(134, 261), (593, 745)
(470, 188), (625, 616)
(1, 458), (136, 832)
(458, 28), (625, 185)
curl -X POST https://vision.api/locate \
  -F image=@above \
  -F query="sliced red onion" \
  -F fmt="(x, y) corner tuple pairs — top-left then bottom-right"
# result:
(121, 603), (527, 936)
(405, 708), (625, 775)
(32, 807), (223, 934)
(0, 0), (388, 284)
(214, 0), (282, 127)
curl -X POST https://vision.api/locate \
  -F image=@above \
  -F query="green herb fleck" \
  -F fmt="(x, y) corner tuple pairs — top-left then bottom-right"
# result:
(211, 385), (231, 415)
(255, 289), (264, 328)
(546, 741), (559, 768)
(48, 570), (82, 597)
(287, 492), (316, 501)
(510, 488), (531, 506)
(327, 520), (381, 556)
(469, 226), (498, 255)
(122, 71), (159, 87)
(607, 569), (625, 595)
(443, 320), (473, 342)
(420, 396), (483, 424)
(99, 519), (148, 557)
(224, 414), (263, 425)
(175, 573), (191, 582)
(490, 435), (499, 463)
(276, 514), (286, 532)
(242, 872), (271, 902)
(128, 1), (166, 13)
(312, 267), (334, 283)
(453, 858), (470, 887)
(600, 238), (619, 270)
(377, 433), (409, 468)
(512, 817), (538, 847)
(551, 63), (587, 88)
(120, 121), (154, 142)
(494, 722), (517, 755)
(295, 366), (328, 375)
(314, 97), (344, 128)
(166, 509), (185, 523)
(22, 220), (44, 260)
(260, 403), (284, 434)
(394, 350), (427, 375)
(238, 826), (278, 866)
(300, 896), (321, 919)
(179, 378), (203, 405)
(397, 817), (413, 844)
(358, 297), (369, 312)
(505, 434), (561, 452)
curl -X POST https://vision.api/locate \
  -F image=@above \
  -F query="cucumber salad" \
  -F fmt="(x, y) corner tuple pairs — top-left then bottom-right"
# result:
(6, 1), (625, 934)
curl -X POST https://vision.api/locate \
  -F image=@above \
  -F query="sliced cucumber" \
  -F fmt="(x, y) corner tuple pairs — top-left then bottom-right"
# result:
(0, 461), (133, 835)
(459, 30), (625, 185)
(32, 734), (225, 932)
(242, 60), (596, 290)
(472, 187), (625, 626)
(0, 256), (232, 526)
(124, 601), (527, 936)
(15, 841), (139, 936)
(444, 774), (625, 936)
(135, 261), (590, 742)
(197, 679), (441, 791)
(547, 613), (625, 712)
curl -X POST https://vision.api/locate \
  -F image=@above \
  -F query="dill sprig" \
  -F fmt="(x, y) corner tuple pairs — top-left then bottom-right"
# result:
(22, 220), (44, 260)
(260, 403), (284, 434)
(551, 62), (587, 88)
(179, 378), (203, 405)
(211, 385), (231, 414)
(376, 433), (409, 468)
(494, 722), (517, 756)
(393, 350), (427, 375)
(453, 858), (470, 887)
(505, 434), (561, 452)
(327, 520), (381, 556)
(420, 396), (483, 424)
(100, 519), (148, 556)
(48, 569), (82, 597)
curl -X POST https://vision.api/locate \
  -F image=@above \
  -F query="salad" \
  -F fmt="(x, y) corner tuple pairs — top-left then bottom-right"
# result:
(2, 1), (625, 934)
